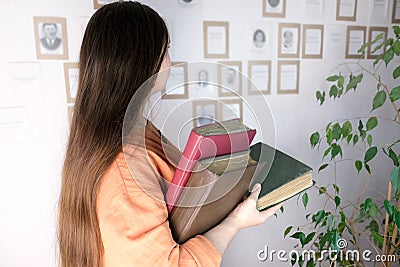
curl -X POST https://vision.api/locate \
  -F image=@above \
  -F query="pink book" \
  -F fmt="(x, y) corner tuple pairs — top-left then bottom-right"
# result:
(166, 119), (256, 213)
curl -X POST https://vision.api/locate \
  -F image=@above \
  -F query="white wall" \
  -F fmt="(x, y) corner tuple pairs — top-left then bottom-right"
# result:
(0, 0), (397, 266)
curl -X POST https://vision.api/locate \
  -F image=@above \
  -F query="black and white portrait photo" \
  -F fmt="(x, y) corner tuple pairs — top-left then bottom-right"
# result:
(278, 23), (300, 58)
(253, 29), (266, 49)
(268, 0), (280, 8)
(218, 62), (242, 97)
(197, 69), (209, 88)
(34, 17), (68, 60)
(263, 0), (285, 17)
(178, 0), (199, 8)
(193, 101), (217, 127)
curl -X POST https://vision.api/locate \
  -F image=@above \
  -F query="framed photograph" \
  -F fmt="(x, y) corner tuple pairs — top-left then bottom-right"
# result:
(248, 60), (271, 95)
(177, 0), (199, 7)
(218, 99), (243, 121)
(392, 0), (400, 23)
(217, 61), (242, 97)
(302, 0), (324, 19)
(324, 24), (346, 59)
(33, 17), (68, 60)
(192, 100), (217, 127)
(93, 0), (122, 10)
(367, 27), (388, 59)
(67, 105), (74, 126)
(263, 0), (286, 18)
(188, 62), (217, 94)
(345, 26), (366, 59)
(278, 23), (301, 58)
(162, 62), (188, 99)
(370, 0), (389, 21)
(203, 21), (229, 59)
(336, 0), (357, 21)
(64, 63), (79, 104)
(302, 24), (324, 59)
(277, 61), (300, 94)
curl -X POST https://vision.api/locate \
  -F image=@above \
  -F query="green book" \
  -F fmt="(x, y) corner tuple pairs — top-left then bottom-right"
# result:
(249, 142), (314, 211)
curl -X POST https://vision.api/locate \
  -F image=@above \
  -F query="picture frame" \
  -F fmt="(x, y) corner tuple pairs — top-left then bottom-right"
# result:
(277, 60), (300, 94)
(392, 0), (400, 23)
(93, 0), (122, 10)
(63, 62), (79, 104)
(367, 27), (388, 59)
(192, 100), (218, 128)
(370, 0), (389, 21)
(33, 17), (69, 60)
(162, 62), (188, 99)
(302, 0), (324, 19)
(67, 105), (74, 126)
(302, 24), (324, 59)
(217, 61), (242, 97)
(345, 26), (366, 59)
(262, 0), (286, 18)
(188, 62), (217, 94)
(203, 21), (229, 59)
(336, 0), (357, 21)
(218, 99), (243, 121)
(278, 23), (301, 58)
(248, 60), (271, 95)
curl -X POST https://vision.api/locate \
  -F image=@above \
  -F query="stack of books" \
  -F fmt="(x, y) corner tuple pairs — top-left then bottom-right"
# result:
(163, 119), (314, 243)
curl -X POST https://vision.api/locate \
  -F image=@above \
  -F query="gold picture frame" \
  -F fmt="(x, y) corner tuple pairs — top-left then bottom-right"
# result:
(67, 105), (74, 127)
(161, 62), (189, 99)
(345, 25), (366, 59)
(392, 0), (400, 23)
(278, 23), (301, 58)
(248, 60), (271, 95)
(33, 17), (69, 60)
(192, 100), (218, 128)
(336, 0), (357, 21)
(367, 27), (388, 60)
(302, 24), (324, 59)
(63, 62), (79, 104)
(203, 21), (230, 59)
(217, 61), (242, 97)
(262, 0), (286, 18)
(277, 60), (300, 95)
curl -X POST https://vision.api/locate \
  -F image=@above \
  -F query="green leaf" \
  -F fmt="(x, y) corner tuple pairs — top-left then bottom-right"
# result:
(323, 147), (332, 159)
(316, 91), (325, 105)
(310, 132), (320, 148)
(368, 220), (379, 233)
(333, 184), (340, 194)
(355, 160), (362, 174)
(340, 211), (346, 222)
(357, 43), (368, 54)
(393, 40), (400, 56)
(353, 134), (359, 145)
(302, 193), (308, 209)
(314, 210), (326, 226)
(338, 222), (345, 233)
(367, 134), (373, 146)
(341, 121), (352, 138)
(291, 252), (297, 266)
(364, 162), (372, 174)
(331, 143), (341, 159)
(393, 66), (400, 79)
(291, 232), (306, 247)
(319, 232), (331, 250)
(395, 211), (400, 231)
(326, 75), (339, 82)
(371, 231), (384, 249)
(394, 26), (400, 38)
(338, 76), (344, 88)
(346, 133), (353, 144)
(388, 148), (399, 166)
(384, 48), (394, 65)
(389, 86), (400, 102)
(331, 230), (341, 250)
(391, 166), (400, 193)
(329, 85), (338, 98)
(319, 187), (326, 194)
(366, 117), (378, 131)
(318, 164), (329, 172)
(326, 214), (334, 231)
(335, 196), (341, 208)
(284, 226), (293, 238)
(364, 147), (378, 163)
(384, 199), (394, 218)
(326, 129), (333, 145)
(372, 91), (387, 110)
(304, 232), (316, 246)
(332, 123), (342, 141)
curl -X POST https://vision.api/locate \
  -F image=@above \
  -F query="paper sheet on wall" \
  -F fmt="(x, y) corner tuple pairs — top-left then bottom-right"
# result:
(324, 25), (345, 59)
(67, 68), (79, 99)
(8, 62), (42, 99)
(370, 30), (386, 56)
(302, 0), (323, 18)
(338, 0), (355, 17)
(165, 66), (185, 95)
(222, 103), (240, 120)
(207, 26), (226, 55)
(395, 0), (400, 20)
(280, 65), (297, 90)
(348, 30), (364, 55)
(305, 29), (322, 55)
(251, 65), (269, 92)
(371, 0), (388, 20)
(0, 106), (29, 146)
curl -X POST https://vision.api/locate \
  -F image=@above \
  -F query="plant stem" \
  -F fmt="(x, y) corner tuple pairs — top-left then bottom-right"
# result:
(382, 182), (392, 262)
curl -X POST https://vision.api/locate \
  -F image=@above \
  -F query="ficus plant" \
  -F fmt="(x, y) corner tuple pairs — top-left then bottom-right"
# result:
(284, 26), (400, 267)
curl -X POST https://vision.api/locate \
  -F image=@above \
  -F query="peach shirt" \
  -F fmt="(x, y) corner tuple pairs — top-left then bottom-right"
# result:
(96, 122), (222, 266)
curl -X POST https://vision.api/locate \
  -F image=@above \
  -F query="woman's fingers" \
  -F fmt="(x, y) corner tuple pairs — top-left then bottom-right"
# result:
(260, 203), (283, 221)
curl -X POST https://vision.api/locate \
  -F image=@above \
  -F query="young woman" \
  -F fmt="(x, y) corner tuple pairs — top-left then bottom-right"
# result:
(58, 2), (282, 266)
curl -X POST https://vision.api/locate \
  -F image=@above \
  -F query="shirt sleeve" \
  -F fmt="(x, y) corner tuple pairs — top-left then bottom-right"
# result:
(97, 153), (222, 267)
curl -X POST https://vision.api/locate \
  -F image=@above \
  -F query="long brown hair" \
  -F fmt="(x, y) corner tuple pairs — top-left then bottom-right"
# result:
(58, 2), (169, 266)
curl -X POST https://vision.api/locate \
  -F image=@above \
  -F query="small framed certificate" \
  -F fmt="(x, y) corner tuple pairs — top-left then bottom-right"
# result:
(302, 24), (324, 59)
(64, 62), (79, 104)
(392, 0), (400, 23)
(336, 0), (357, 21)
(367, 27), (387, 59)
(345, 26), (366, 59)
(277, 60), (300, 94)
(162, 62), (188, 99)
(192, 100), (217, 127)
(217, 61), (242, 97)
(278, 23), (301, 58)
(248, 60), (271, 95)
(203, 21), (229, 59)
(218, 99), (243, 121)
(263, 0), (286, 18)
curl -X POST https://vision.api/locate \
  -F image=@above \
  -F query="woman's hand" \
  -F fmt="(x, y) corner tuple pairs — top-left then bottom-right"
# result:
(227, 183), (283, 230)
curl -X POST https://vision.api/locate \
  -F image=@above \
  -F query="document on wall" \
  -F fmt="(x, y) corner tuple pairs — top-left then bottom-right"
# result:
(348, 30), (364, 56)
(338, 0), (356, 17)
(8, 62), (42, 99)
(251, 64), (269, 92)
(0, 106), (29, 146)
(280, 64), (297, 91)
(302, 0), (323, 18)
(304, 29), (322, 55)
(395, 0), (400, 21)
(165, 65), (185, 95)
(371, 0), (388, 20)
(324, 25), (346, 59)
(207, 26), (227, 55)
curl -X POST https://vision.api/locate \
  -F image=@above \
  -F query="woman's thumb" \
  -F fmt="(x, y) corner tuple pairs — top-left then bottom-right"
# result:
(249, 183), (261, 201)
